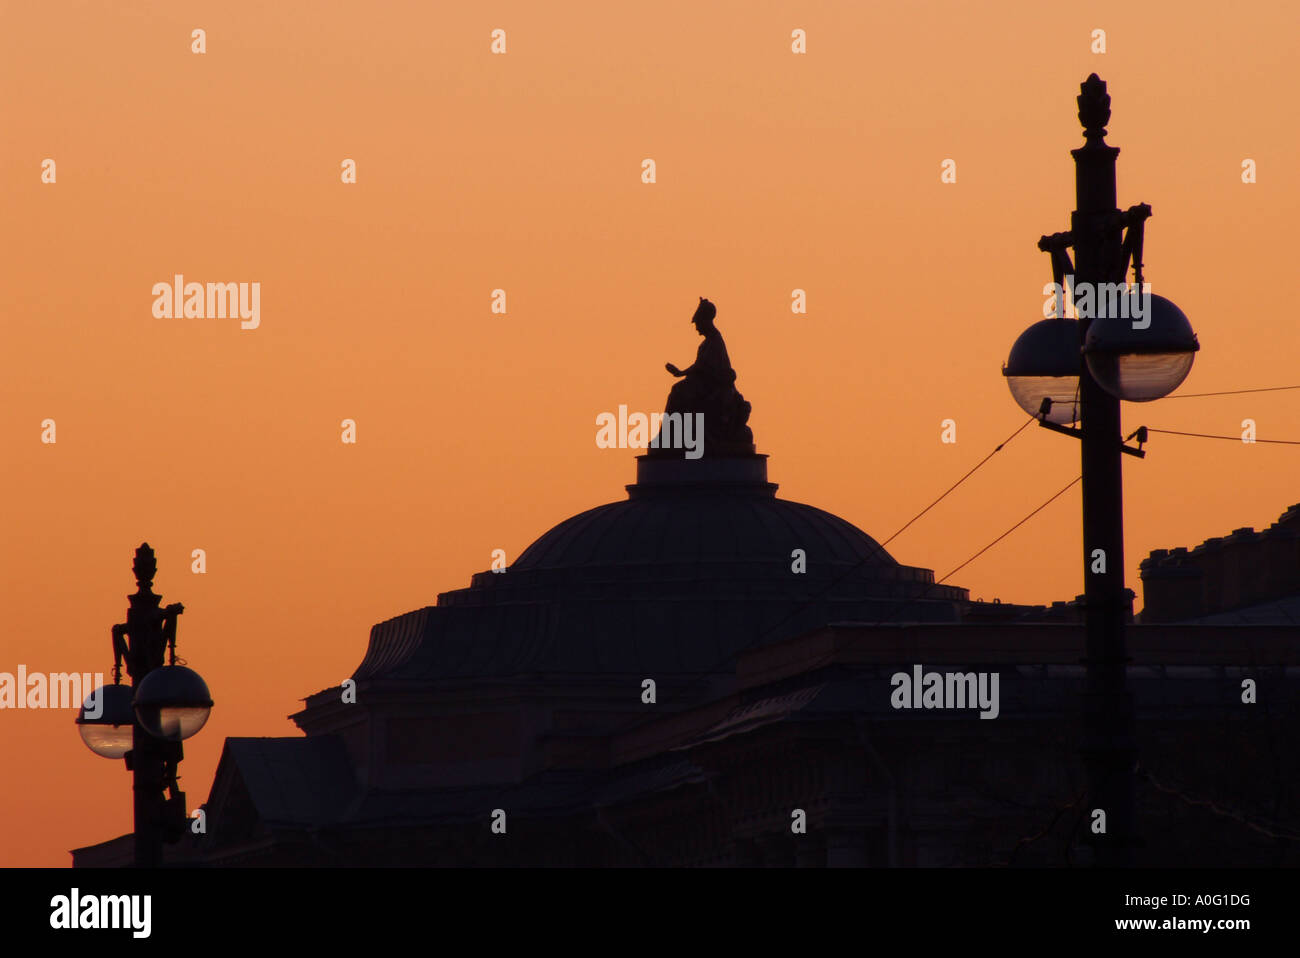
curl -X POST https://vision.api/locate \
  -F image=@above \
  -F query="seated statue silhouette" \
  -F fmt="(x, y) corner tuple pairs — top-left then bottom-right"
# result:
(654, 297), (755, 457)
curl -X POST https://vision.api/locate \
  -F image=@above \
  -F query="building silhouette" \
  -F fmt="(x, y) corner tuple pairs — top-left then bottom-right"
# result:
(70, 291), (1300, 872)
(1140, 504), (1300, 624)
(72, 438), (1300, 866)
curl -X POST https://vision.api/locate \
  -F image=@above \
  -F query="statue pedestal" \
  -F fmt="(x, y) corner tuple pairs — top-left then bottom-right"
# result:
(628, 454), (777, 498)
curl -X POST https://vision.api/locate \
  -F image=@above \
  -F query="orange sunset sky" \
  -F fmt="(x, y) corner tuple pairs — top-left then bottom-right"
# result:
(2, 1), (1298, 866)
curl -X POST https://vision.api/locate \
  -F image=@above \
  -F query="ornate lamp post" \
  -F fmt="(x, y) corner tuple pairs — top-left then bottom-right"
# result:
(76, 543), (213, 867)
(1002, 75), (1198, 866)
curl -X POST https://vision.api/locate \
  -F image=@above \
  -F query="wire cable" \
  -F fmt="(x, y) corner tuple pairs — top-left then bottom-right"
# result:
(993, 790), (1086, 867)
(1138, 764), (1300, 843)
(881, 416), (1037, 548)
(1146, 428), (1300, 446)
(1161, 384), (1300, 399)
(864, 473), (1081, 628)
(939, 476), (1081, 584)
(713, 414), (1042, 667)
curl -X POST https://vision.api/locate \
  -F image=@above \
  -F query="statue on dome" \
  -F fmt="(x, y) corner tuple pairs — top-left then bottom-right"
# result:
(657, 298), (755, 457)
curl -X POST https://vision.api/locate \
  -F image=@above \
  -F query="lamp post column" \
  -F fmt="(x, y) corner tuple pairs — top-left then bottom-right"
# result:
(1072, 74), (1137, 866)
(115, 543), (184, 868)
(131, 725), (166, 868)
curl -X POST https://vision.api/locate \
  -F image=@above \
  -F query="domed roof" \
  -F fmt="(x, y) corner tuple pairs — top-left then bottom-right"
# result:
(514, 489), (897, 574)
(355, 455), (968, 681)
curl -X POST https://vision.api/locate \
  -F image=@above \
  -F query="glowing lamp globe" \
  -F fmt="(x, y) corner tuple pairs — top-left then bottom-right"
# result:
(1002, 318), (1082, 424)
(76, 683), (137, 759)
(1083, 292), (1198, 401)
(133, 665), (213, 741)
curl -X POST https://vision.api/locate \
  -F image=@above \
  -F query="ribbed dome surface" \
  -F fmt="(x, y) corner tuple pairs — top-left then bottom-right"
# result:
(513, 492), (897, 573)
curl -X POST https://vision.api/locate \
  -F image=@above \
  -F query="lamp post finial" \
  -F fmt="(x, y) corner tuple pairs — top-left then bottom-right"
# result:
(132, 543), (157, 589)
(1078, 74), (1111, 142)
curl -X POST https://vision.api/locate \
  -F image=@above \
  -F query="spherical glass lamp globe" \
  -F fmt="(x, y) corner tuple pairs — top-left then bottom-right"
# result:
(1083, 292), (1198, 401)
(1002, 317), (1082, 425)
(75, 683), (137, 759)
(133, 665), (213, 741)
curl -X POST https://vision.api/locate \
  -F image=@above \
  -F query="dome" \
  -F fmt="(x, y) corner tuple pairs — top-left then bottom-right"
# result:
(356, 456), (968, 681)
(514, 485), (897, 575)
